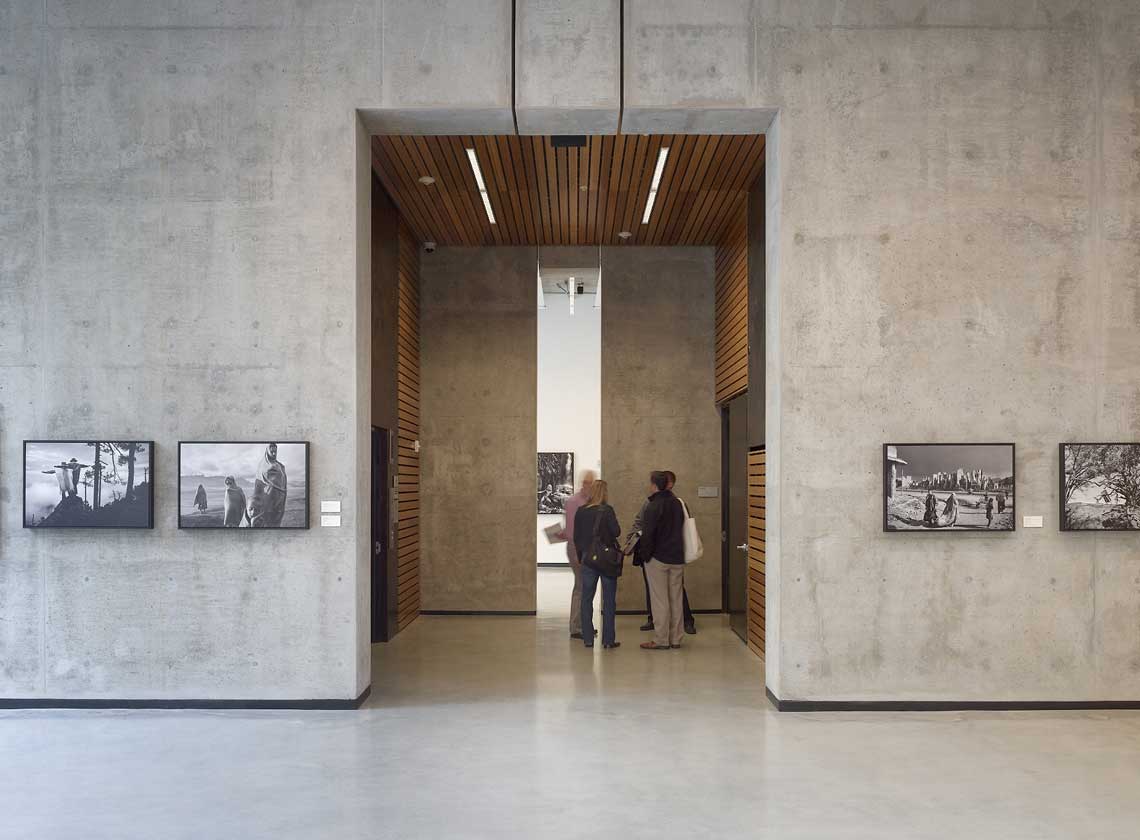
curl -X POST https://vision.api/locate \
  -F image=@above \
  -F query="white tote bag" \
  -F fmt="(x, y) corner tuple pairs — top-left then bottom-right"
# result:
(677, 498), (703, 563)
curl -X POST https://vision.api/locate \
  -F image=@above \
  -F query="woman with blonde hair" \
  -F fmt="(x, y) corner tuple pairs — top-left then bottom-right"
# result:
(572, 479), (623, 649)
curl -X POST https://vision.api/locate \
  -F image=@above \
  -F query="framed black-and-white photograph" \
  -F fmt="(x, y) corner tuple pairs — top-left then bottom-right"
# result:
(883, 443), (1015, 532)
(24, 440), (154, 529)
(537, 452), (574, 514)
(1060, 443), (1140, 531)
(179, 442), (309, 529)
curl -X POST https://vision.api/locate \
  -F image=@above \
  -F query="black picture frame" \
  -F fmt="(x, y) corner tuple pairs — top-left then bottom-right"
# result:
(882, 443), (1016, 533)
(177, 441), (310, 530)
(1059, 442), (1140, 532)
(537, 451), (575, 514)
(23, 439), (156, 530)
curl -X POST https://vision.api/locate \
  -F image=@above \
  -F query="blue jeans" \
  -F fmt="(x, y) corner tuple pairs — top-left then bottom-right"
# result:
(580, 563), (617, 647)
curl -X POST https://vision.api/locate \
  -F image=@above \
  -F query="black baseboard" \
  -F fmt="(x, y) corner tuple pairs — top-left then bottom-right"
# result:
(0, 685), (372, 711)
(765, 687), (1140, 712)
(615, 609), (722, 615)
(537, 562), (570, 568)
(420, 610), (537, 616)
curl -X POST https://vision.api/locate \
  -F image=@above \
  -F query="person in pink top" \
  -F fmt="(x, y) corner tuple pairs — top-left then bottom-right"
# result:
(560, 470), (596, 639)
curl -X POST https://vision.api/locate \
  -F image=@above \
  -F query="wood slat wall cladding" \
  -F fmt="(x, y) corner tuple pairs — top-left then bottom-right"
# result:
(371, 134), (765, 247)
(396, 219), (421, 631)
(747, 448), (766, 658)
(715, 196), (748, 404)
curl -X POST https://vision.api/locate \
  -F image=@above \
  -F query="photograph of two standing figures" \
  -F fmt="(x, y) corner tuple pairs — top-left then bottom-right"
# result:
(885, 444), (1015, 531)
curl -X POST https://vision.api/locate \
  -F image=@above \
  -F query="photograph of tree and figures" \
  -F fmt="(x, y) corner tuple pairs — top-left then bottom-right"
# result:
(884, 443), (1015, 532)
(179, 442), (308, 529)
(1061, 443), (1140, 531)
(537, 452), (574, 514)
(24, 440), (153, 528)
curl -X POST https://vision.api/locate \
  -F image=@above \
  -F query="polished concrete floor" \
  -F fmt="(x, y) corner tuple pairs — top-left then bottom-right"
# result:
(4, 568), (1140, 838)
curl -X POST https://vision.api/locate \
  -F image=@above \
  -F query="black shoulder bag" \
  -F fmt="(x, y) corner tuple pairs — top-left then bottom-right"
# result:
(585, 507), (623, 578)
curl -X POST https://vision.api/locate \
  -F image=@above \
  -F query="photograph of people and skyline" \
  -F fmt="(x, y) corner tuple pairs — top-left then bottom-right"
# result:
(884, 443), (1015, 532)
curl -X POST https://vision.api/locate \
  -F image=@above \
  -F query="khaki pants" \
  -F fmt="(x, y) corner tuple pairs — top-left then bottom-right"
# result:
(645, 559), (685, 647)
(567, 543), (583, 634)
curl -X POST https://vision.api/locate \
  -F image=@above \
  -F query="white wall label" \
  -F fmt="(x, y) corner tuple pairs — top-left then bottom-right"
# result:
(321, 500), (341, 513)
(321, 514), (342, 527)
(697, 486), (719, 498)
(1023, 515), (1044, 528)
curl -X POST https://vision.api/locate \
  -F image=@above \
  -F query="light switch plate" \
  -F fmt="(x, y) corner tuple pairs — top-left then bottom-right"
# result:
(321, 514), (342, 527)
(1023, 515), (1043, 528)
(321, 500), (341, 513)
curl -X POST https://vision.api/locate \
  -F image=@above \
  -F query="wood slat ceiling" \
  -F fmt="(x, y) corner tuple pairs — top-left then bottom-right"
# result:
(371, 134), (765, 247)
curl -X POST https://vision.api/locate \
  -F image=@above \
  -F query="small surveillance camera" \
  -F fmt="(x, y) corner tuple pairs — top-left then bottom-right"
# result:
(423, 241), (437, 254)
(576, 282), (585, 295)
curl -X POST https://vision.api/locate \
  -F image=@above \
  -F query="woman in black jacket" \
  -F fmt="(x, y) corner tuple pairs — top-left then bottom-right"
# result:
(572, 479), (622, 649)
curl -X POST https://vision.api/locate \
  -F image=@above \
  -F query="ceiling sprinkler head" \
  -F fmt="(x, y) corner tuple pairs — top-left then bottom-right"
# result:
(417, 175), (436, 185)
(617, 231), (632, 240)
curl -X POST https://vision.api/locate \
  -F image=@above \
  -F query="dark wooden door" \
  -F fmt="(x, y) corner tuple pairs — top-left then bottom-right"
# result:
(725, 394), (749, 643)
(371, 426), (393, 643)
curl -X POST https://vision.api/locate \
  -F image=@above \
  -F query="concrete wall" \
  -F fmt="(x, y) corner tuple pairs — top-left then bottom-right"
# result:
(419, 247), (538, 612)
(0, 0), (520, 702)
(601, 247), (721, 612)
(364, 0), (515, 134)
(515, 0), (621, 134)
(626, 0), (1140, 702)
(4, 0), (1140, 704)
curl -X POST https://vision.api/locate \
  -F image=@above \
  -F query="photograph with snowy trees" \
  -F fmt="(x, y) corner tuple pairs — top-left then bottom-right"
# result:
(1061, 443), (1140, 531)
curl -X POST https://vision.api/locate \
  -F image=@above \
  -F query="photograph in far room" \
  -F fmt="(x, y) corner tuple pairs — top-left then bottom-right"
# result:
(537, 452), (574, 514)
(24, 440), (154, 528)
(884, 443), (1015, 532)
(179, 442), (309, 529)
(1060, 443), (1140, 531)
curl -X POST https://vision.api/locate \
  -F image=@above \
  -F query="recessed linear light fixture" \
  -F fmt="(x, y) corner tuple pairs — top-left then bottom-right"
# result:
(640, 146), (670, 224)
(465, 147), (496, 225)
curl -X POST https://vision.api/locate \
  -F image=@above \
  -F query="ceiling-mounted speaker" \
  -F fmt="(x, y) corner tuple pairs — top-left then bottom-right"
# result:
(551, 135), (587, 149)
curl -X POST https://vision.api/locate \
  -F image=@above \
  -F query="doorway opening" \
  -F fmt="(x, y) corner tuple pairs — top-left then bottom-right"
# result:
(535, 250), (602, 617)
(368, 132), (766, 660)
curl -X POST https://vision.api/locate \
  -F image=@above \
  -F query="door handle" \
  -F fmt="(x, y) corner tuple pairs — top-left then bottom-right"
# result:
(736, 543), (749, 551)
(374, 541), (382, 555)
